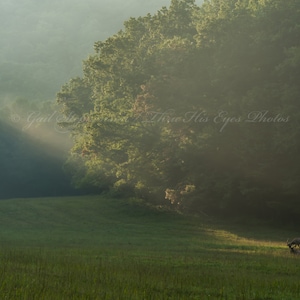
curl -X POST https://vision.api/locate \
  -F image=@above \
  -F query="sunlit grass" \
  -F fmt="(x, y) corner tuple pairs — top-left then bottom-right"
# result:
(0, 195), (298, 299)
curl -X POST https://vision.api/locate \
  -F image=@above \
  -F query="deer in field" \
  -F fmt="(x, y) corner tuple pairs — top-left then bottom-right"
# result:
(287, 238), (300, 253)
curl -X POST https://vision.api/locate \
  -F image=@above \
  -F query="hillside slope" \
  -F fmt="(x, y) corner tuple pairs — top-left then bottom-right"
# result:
(1, 195), (298, 299)
(0, 195), (193, 248)
(0, 195), (291, 251)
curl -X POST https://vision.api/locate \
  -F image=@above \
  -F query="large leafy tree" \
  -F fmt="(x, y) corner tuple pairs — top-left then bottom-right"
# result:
(58, 0), (300, 219)
(57, 0), (199, 199)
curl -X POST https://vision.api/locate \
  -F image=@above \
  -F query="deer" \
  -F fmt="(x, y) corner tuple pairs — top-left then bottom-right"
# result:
(287, 238), (300, 249)
(289, 246), (300, 255)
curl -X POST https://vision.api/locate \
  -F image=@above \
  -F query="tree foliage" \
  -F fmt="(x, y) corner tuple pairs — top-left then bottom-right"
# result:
(58, 0), (300, 219)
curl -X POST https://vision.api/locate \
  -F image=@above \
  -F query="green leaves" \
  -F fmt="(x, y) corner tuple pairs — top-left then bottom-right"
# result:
(58, 0), (300, 219)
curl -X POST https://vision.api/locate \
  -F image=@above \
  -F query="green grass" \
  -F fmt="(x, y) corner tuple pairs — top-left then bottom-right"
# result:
(0, 195), (298, 299)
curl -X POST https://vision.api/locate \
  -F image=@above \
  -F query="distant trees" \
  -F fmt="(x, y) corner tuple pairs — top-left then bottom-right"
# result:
(0, 0), (172, 101)
(57, 0), (300, 219)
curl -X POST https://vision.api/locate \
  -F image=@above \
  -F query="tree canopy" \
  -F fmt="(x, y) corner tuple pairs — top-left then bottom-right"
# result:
(57, 0), (300, 220)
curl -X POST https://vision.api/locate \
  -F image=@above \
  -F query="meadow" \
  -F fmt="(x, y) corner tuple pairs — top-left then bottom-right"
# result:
(0, 195), (298, 299)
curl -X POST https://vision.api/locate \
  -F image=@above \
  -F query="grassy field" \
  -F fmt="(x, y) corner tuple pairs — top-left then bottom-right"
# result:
(0, 195), (298, 299)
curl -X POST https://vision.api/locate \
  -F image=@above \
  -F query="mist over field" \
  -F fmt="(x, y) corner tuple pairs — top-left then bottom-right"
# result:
(0, 0), (192, 199)
(1, 2), (300, 297)
(0, 0), (299, 223)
